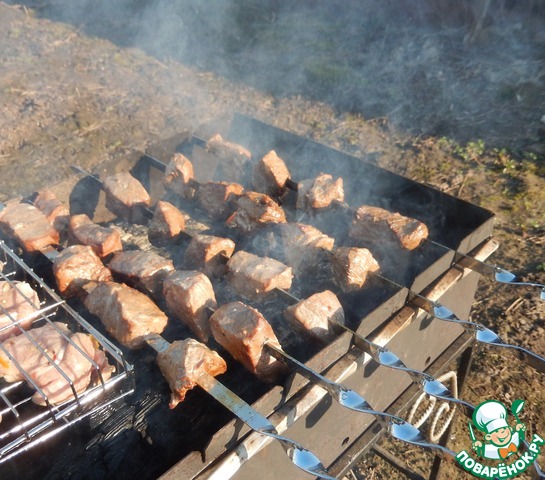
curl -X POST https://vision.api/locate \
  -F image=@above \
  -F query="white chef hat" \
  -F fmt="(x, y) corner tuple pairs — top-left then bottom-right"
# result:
(473, 400), (509, 434)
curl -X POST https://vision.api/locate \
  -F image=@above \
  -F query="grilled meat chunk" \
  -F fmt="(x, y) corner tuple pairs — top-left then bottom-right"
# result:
(33, 189), (70, 234)
(156, 338), (226, 408)
(108, 250), (174, 298)
(164, 152), (195, 199)
(0, 203), (59, 252)
(196, 181), (243, 219)
(284, 290), (344, 344)
(0, 281), (40, 341)
(148, 200), (186, 245)
(53, 245), (113, 299)
(184, 234), (235, 277)
(210, 302), (286, 382)
(253, 150), (291, 197)
(296, 173), (344, 211)
(68, 214), (122, 258)
(0, 322), (114, 406)
(349, 205), (429, 251)
(330, 247), (380, 291)
(227, 251), (292, 300)
(248, 223), (334, 276)
(229, 192), (287, 232)
(102, 172), (151, 223)
(205, 133), (251, 180)
(84, 281), (168, 348)
(163, 270), (217, 342)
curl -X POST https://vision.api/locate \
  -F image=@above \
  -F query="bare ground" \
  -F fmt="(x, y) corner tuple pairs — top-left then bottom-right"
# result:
(0, 2), (544, 479)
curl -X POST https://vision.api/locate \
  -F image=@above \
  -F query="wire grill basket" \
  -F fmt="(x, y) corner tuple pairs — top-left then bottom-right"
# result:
(0, 240), (134, 463)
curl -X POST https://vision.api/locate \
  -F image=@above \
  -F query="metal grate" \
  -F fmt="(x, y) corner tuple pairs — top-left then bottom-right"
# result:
(0, 240), (134, 463)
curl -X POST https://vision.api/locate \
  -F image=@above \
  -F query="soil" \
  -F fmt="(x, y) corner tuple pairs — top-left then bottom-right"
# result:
(0, 2), (544, 479)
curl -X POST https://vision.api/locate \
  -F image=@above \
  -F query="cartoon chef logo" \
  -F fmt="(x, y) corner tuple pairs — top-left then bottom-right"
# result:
(456, 398), (544, 479)
(470, 399), (526, 460)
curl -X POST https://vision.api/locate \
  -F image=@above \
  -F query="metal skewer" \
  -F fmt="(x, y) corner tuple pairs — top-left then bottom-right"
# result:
(263, 342), (457, 461)
(274, 288), (474, 413)
(144, 334), (335, 480)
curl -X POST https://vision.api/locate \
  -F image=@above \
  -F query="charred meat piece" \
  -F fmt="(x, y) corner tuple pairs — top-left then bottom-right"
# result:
(210, 302), (286, 382)
(227, 251), (292, 300)
(33, 189), (70, 234)
(284, 290), (343, 345)
(163, 270), (217, 342)
(0, 322), (114, 406)
(0, 203), (59, 252)
(330, 247), (380, 291)
(229, 192), (287, 232)
(249, 223), (334, 276)
(184, 234), (235, 277)
(68, 214), (122, 258)
(196, 181), (243, 219)
(156, 338), (226, 409)
(0, 281), (40, 341)
(164, 152), (195, 199)
(84, 281), (168, 348)
(53, 245), (113, 299)
(108, 250), (174, 299)
(296, 173), (344, 211)
(148, 200), (186, 245)
(205, 134), (251, 179)
(253, 150), (291, 197)
(102, 172), (151, 223)
(349, 205), (429, 251)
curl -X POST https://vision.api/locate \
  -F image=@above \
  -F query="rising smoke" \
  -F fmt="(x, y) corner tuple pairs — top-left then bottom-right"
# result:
(13, 0), (545, 147)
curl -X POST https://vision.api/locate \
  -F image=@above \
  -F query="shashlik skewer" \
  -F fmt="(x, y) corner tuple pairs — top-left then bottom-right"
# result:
(40, 173), (545, 377)
(276, 288), (474, 413)
(143, 334), (334, 480)
(207, 300), (461, 468)
(178, 134), (545, 299)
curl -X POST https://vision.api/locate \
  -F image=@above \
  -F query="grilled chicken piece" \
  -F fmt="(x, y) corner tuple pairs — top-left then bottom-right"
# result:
(228, 192), (287, 232)
(349, 205), (429, 251)
(0, 322), (114, 406)
(210, 302), (286, 382)
(148, 200), (186, 245)
(84, 282), (168, 348)
(102, 172), (151, 223)
(156, 338), (226, 408)
(296, 173), (344, 211)
(330, 247), (380, 291)
(205, 134), (252, 180)
(164, 152), (195, 199)
(249, 223), (334, 276)
(68, 214), (122, 258)
(253, 150), (291, 197)
(184, 234), (235, 277)
(227, 251), (292, 300)
(163, 270), (217, 342)
(0, 281), (40, 341)
(284, 290), (344, 344)
(196, 181), (244, 219)
(0, 203), (59, 252)
(53, 245), (113, 299)
(108, 250), (174, 299)
(33, 189), (70, 234)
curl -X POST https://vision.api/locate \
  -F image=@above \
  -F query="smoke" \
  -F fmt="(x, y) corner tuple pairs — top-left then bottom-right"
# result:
(14, 0), (545, 147)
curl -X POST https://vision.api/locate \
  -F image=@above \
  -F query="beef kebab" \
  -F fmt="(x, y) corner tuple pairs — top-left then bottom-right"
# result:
(177, 135), (545, 299)
(17, 225), (322, 473)
(72, 166), (542, 374)
(204, 300), (466, 469)
(6, 181), (545, 376)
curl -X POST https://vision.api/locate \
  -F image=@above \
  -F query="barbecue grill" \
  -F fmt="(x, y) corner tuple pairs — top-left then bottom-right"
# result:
(0, 113), (522, 479)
